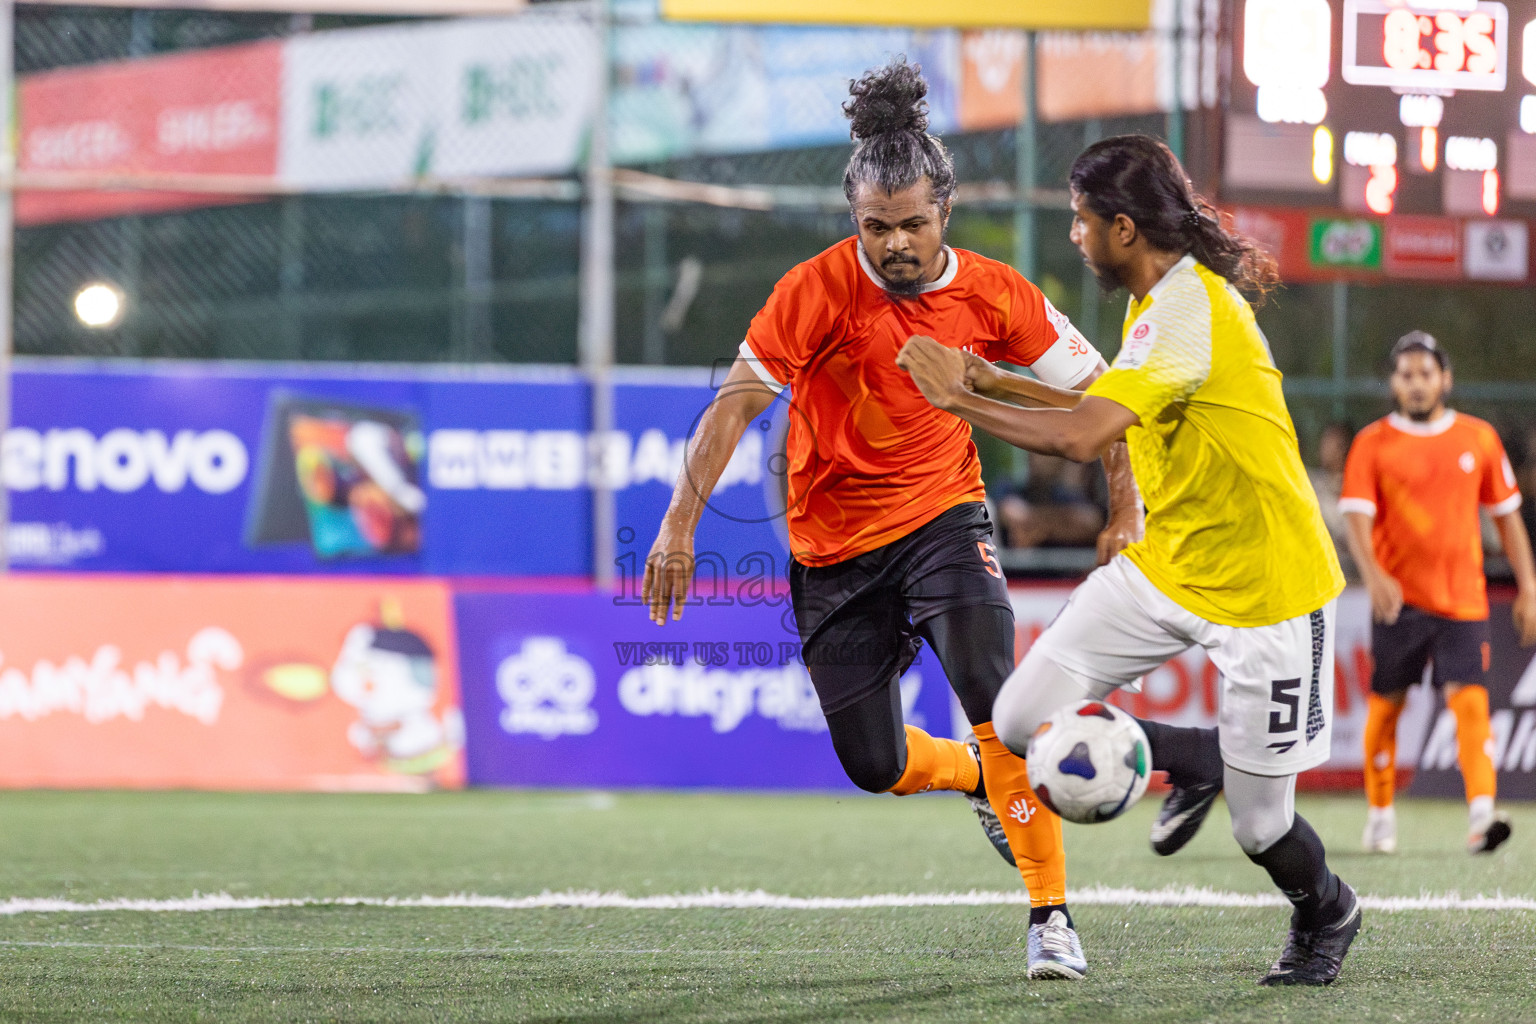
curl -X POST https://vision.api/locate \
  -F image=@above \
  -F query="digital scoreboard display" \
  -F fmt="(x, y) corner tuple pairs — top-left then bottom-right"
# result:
(1344, 1), (1508, 91)
(1225, 0), (1536, 278)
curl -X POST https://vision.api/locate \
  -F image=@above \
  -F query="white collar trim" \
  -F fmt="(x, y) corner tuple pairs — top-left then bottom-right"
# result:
(1145, 253), (1197, 302)
(857, 243), (960, 295)
(1388, 410), (1457, 436)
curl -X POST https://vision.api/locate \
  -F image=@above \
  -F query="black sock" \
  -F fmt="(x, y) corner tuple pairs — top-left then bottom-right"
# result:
(967, 742), (987, 800)
(1136, 720), (1222, 788)
(1246, 815), (1344, 929)
(1029, 904), (1073, 928)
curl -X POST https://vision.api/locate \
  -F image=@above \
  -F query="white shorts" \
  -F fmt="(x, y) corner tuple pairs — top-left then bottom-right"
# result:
(1029, 556), (1335, 776)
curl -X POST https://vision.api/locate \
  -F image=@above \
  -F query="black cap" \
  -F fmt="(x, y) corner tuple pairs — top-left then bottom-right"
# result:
(1390, 330), (1449, 371)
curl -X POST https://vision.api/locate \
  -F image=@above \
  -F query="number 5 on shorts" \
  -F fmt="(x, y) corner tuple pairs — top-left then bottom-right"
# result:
(976, 541), (1002, 579)
(1267, 678), (1301, 734)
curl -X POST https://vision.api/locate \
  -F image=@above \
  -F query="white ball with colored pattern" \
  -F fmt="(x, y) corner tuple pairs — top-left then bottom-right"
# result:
(1025, 700), (1152, 825)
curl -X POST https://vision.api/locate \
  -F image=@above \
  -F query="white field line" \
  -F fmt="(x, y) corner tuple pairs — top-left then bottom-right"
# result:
(0, 885), (1532, 916)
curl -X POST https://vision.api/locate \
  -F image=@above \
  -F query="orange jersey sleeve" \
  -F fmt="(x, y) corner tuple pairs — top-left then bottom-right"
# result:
(1339, 425), (1382, 518)
(982, 269), (1099, 387)
(741, 260), (839, 388)
(1478, 425), (1523, 516)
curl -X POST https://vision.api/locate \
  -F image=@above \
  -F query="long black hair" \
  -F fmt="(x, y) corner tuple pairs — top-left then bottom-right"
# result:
(1069, 134), (1280, 304)
(841, 57), (956, 210)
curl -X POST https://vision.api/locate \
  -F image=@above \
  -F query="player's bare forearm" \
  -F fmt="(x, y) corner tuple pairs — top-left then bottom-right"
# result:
(1102, 441), (1137, 519)
(647, 356), (777, 623)
(971, 363), (1085, 410)
(658, 362), (778, 533)
(1097, 440), (1142, 562)
(1496, 513), (1536, 645)
(944, 391), (1137, 464)
(1495, 512), (1536, 594)
(1342, 511), (1384, 582)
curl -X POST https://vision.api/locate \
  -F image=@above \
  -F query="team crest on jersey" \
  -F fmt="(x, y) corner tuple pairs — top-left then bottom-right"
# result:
(1459, 451), (1476, 473)
(1117, 319), (1157, 368)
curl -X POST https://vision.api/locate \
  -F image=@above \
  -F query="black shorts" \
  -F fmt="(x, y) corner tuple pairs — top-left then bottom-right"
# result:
(789, 502), (1012, 715)
(1370, 605), (1491, 695)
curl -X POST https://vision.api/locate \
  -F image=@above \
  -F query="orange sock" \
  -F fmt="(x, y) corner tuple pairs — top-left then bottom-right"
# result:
(1447, 685), (1497, 804)
(886, 725), (981, 796)
(972, 721), (1066, 908)
(1362, 694), (1404, 809)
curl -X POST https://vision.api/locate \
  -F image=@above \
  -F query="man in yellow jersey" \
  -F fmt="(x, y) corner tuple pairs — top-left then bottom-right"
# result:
(897, 135), (1359, 986)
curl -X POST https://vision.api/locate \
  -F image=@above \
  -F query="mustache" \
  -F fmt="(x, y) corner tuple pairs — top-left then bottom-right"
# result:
(882, 255), (919, 267)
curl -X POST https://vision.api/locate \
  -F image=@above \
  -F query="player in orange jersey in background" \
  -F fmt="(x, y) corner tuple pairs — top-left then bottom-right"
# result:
(642, 58), (1157, 980)
(1341, 331), (1536, 855)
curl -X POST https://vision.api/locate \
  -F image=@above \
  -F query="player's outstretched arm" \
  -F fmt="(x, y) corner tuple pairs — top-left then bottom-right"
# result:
(960, 352), (1083, 409)
(1494, 512), (1536, 646)
(897, 335), (1136, 463)
(645, 356), (778, 625)
(962, 351), (1141, 561)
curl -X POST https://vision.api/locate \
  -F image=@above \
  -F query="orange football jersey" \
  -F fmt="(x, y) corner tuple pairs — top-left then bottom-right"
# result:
(742, 237), (1100, 566)
(1340, 411), (1522, 620)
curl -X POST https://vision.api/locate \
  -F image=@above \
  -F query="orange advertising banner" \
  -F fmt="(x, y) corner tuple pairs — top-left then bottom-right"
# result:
(958, 29), (1165, 130)
(0, 575), (464, 791)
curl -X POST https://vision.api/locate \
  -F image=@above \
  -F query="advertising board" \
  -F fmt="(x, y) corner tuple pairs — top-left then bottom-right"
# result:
(5, 361), (784, 577)
(454, 583), (1444, 791)
(0, 575), (464, 790)
(455, 586), (956, 789)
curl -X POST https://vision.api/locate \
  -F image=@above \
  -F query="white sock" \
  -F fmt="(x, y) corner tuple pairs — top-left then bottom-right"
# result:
(1469, 795), (1495, 827)
(1367, 805), (1395, 826)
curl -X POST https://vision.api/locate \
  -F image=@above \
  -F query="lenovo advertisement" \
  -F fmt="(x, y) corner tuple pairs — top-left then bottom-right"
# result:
(5, 360), (784, 577)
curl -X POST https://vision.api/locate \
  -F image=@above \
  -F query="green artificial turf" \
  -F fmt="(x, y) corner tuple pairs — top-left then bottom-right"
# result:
(0, 789), (1529, 1022)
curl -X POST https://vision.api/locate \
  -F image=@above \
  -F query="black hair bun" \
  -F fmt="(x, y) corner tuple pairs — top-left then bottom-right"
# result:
(843, 56), (928, 140)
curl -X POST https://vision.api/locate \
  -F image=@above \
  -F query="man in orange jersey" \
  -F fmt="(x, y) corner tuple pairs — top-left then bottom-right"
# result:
(1341, 331), (1536, 855)
(642, 58), (1168, 980)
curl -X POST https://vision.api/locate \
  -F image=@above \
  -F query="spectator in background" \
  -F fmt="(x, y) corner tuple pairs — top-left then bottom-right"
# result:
(997, 451), (1106, 549)
(1308, 422), (1353, 551)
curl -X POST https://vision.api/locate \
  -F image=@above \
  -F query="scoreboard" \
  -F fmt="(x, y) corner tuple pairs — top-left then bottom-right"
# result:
(1224, 0), (1536, 280)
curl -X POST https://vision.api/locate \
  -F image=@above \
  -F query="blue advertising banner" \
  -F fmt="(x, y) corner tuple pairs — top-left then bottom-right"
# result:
(454, 588), (960, 789)
(6, 360), (788, 576)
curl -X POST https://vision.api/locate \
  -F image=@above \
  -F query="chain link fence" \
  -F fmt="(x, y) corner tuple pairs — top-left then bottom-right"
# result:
(11, 2), (1535, 473)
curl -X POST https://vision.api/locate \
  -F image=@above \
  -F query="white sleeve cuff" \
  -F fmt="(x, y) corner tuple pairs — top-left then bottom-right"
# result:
(1026, 329), (1101, 389)
(1338, 497), (1377, 518)
(1486, 492), (1523, 516)
(738, 340), (786, 393)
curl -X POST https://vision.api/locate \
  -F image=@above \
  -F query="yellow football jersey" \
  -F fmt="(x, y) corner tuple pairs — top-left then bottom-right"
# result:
(1086, 255), (1344, 627)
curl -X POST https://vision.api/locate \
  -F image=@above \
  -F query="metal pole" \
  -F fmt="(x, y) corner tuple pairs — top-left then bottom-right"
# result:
(1331, 280), (1349, 420)
(0, 0), (13, 573)
(641, 204), (666, 365)
(1167, 0), (1184, 159)
(579, 0), (616, 591)
(461, 196), (492, 361)
(1012, 31), (1037, 280)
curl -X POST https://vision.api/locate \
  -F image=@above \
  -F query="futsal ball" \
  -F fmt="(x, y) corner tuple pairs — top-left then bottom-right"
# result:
(1025, 700), (1151, 824)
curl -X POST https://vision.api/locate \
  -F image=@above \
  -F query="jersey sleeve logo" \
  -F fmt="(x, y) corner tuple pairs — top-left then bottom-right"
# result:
(1116, 320), (1157, 368)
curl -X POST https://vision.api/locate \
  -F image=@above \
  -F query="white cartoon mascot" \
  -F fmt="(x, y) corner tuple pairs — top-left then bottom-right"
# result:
(330, 608), (463, 770)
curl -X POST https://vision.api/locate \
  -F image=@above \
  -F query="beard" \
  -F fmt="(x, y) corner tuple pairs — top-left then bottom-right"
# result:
(1396, 392), (1447, 421)
(859, 239), (929, 297)
(1085, 258), (1124, 295)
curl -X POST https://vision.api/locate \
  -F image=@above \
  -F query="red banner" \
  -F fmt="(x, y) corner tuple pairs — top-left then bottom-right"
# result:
(17, 40), (281, 225)
(0, 575), (464, 790)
